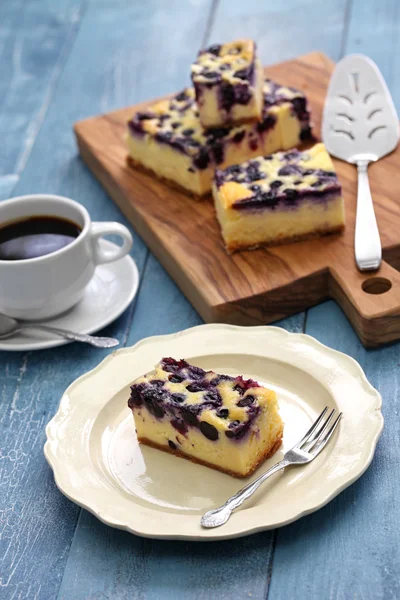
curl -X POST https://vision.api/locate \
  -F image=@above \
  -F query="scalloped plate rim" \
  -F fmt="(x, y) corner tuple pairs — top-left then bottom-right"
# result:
(44, 324), (383, 540)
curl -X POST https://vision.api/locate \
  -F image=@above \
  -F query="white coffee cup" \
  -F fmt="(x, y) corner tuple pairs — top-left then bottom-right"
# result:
(0, 194), (133, 320)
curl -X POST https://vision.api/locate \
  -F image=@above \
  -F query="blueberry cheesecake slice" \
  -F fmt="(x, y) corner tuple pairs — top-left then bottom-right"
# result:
(126, 81), (311, 198)
(212, 143), (345, 253)
(128, 358), (283, 478)
(191, 39), (264, 128)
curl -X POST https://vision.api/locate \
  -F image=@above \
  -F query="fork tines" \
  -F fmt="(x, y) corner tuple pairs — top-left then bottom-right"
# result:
(296, 406), (342, 457)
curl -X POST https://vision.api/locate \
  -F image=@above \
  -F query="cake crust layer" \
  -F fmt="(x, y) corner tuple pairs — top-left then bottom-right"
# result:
(138, 433), (283, 478)
(225, 224), (345, 253)
(127, 156), (208, 200)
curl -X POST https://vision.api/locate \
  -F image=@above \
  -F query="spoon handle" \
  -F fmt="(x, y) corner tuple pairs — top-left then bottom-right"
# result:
(355, 160), (382, 271)
(22, 323), (119, 348)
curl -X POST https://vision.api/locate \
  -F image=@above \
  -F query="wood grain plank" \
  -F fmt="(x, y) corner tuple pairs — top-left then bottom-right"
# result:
(269, 2), (400, 598)
(75, 47), (400, 346)
(0, 0), (179, 597)
(0, 0), (87, 178)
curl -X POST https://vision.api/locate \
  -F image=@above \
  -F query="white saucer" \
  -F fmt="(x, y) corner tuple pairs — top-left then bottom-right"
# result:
(0, 240), (139, 352)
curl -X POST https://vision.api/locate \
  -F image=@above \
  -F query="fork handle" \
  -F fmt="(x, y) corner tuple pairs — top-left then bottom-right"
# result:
(355, 160), (382, 271)
(222, 459), (290, 512)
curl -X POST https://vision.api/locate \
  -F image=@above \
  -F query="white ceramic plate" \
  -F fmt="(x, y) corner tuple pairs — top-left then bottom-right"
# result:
(0, 240), (139, 351)
(44, 324), (383, 540)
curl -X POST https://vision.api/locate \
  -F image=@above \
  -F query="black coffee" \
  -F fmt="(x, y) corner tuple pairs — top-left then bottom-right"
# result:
(0, 215), (82, 260)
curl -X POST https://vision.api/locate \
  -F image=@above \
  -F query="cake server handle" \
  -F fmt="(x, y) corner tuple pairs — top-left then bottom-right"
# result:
(355, 159), (382, 271)
(201, 459), (289, 529)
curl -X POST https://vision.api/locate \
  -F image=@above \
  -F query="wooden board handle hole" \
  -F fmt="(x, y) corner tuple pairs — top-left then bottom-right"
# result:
(362, 277), (392, 295)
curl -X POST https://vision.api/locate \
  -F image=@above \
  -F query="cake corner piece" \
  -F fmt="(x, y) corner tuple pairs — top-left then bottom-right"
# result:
(212, 142), (345, 253)
(191, 39), (264, 128)
(128, 357), (283, 478)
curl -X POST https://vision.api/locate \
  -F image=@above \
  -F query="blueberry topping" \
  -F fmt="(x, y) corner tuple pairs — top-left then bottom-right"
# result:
(187, 382), (207, 393)
(204, 70), (218, 78)
(284, 189), (299, 204)
(300, 126), (312, 141)
(294, 180), (302, 185)
(193, 149), (210, 170)
(284, 150), (300, 160)
(188, 365), (206, 379)
(278, 164), (301, 176)
(234, 376), (259, 390)
(291, 96), (306, 116)
(185, 138), (201, 147)
(234, 68), (249, 80)
(217, 408), (229, 419)
(152, 380), (165, 387)
(212, 143), (224, 164)
(257, 115), (276, 133)
(175, 91), (188, 102)
(182, 409), (199, 427)
(303, 169), (313, 176)
(168, 440), (177, 450)
(169, 374), (184, 383)
(249, 139), (258, 151)
(204, 389), (221, 404)
(155, 131), (173, 143)
(270, 180), (283, 189)
(207, 44), (221, 56)
(188, 167), (195, 173)
(171, 393), (186, 403)
(207, 127), (230, 141)
(182, 128), (195, 136)
(250, 184), (261, 192)
(264, 93), (277, 106)
(200, 421), (219, 441)
(231, 420), (241, 428)
(171, 122), (180, 129)
(151, 403), (165, 418)
(233, 130), (245, 144)
(224, 164), (242, 176)
(210, 374), (234, 385)
(237, 395), (255, 407)
(171, 418), (188, 435)
(245, 162), (262, 181)
(128, 383), (145, 407)
(137, 112), (154, 121)
(220, 83), (235, 111)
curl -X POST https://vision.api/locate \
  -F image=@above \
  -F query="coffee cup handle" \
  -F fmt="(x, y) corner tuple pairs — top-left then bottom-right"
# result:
(90, 222), (133, 265)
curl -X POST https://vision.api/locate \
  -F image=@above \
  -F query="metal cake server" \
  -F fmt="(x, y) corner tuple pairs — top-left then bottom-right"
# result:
(0, 312), (119, 348)
(322, 54), (399, 271)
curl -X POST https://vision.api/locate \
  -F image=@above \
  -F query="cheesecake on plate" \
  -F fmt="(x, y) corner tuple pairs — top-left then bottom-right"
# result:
(126, 80), (312, 198)
(212, 143), (345, 252)
(191, 39), (264, 128)
(128, 357), (283, 478)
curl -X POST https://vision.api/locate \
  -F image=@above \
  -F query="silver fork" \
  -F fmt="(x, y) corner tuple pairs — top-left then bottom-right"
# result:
(201, 407), (342, 529)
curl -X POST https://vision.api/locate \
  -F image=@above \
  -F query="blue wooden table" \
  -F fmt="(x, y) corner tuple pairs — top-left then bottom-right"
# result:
(1, 1), (399, 598)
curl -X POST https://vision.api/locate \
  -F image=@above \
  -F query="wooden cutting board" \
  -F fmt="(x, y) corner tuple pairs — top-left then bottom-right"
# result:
(74, 51), (400, 348)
